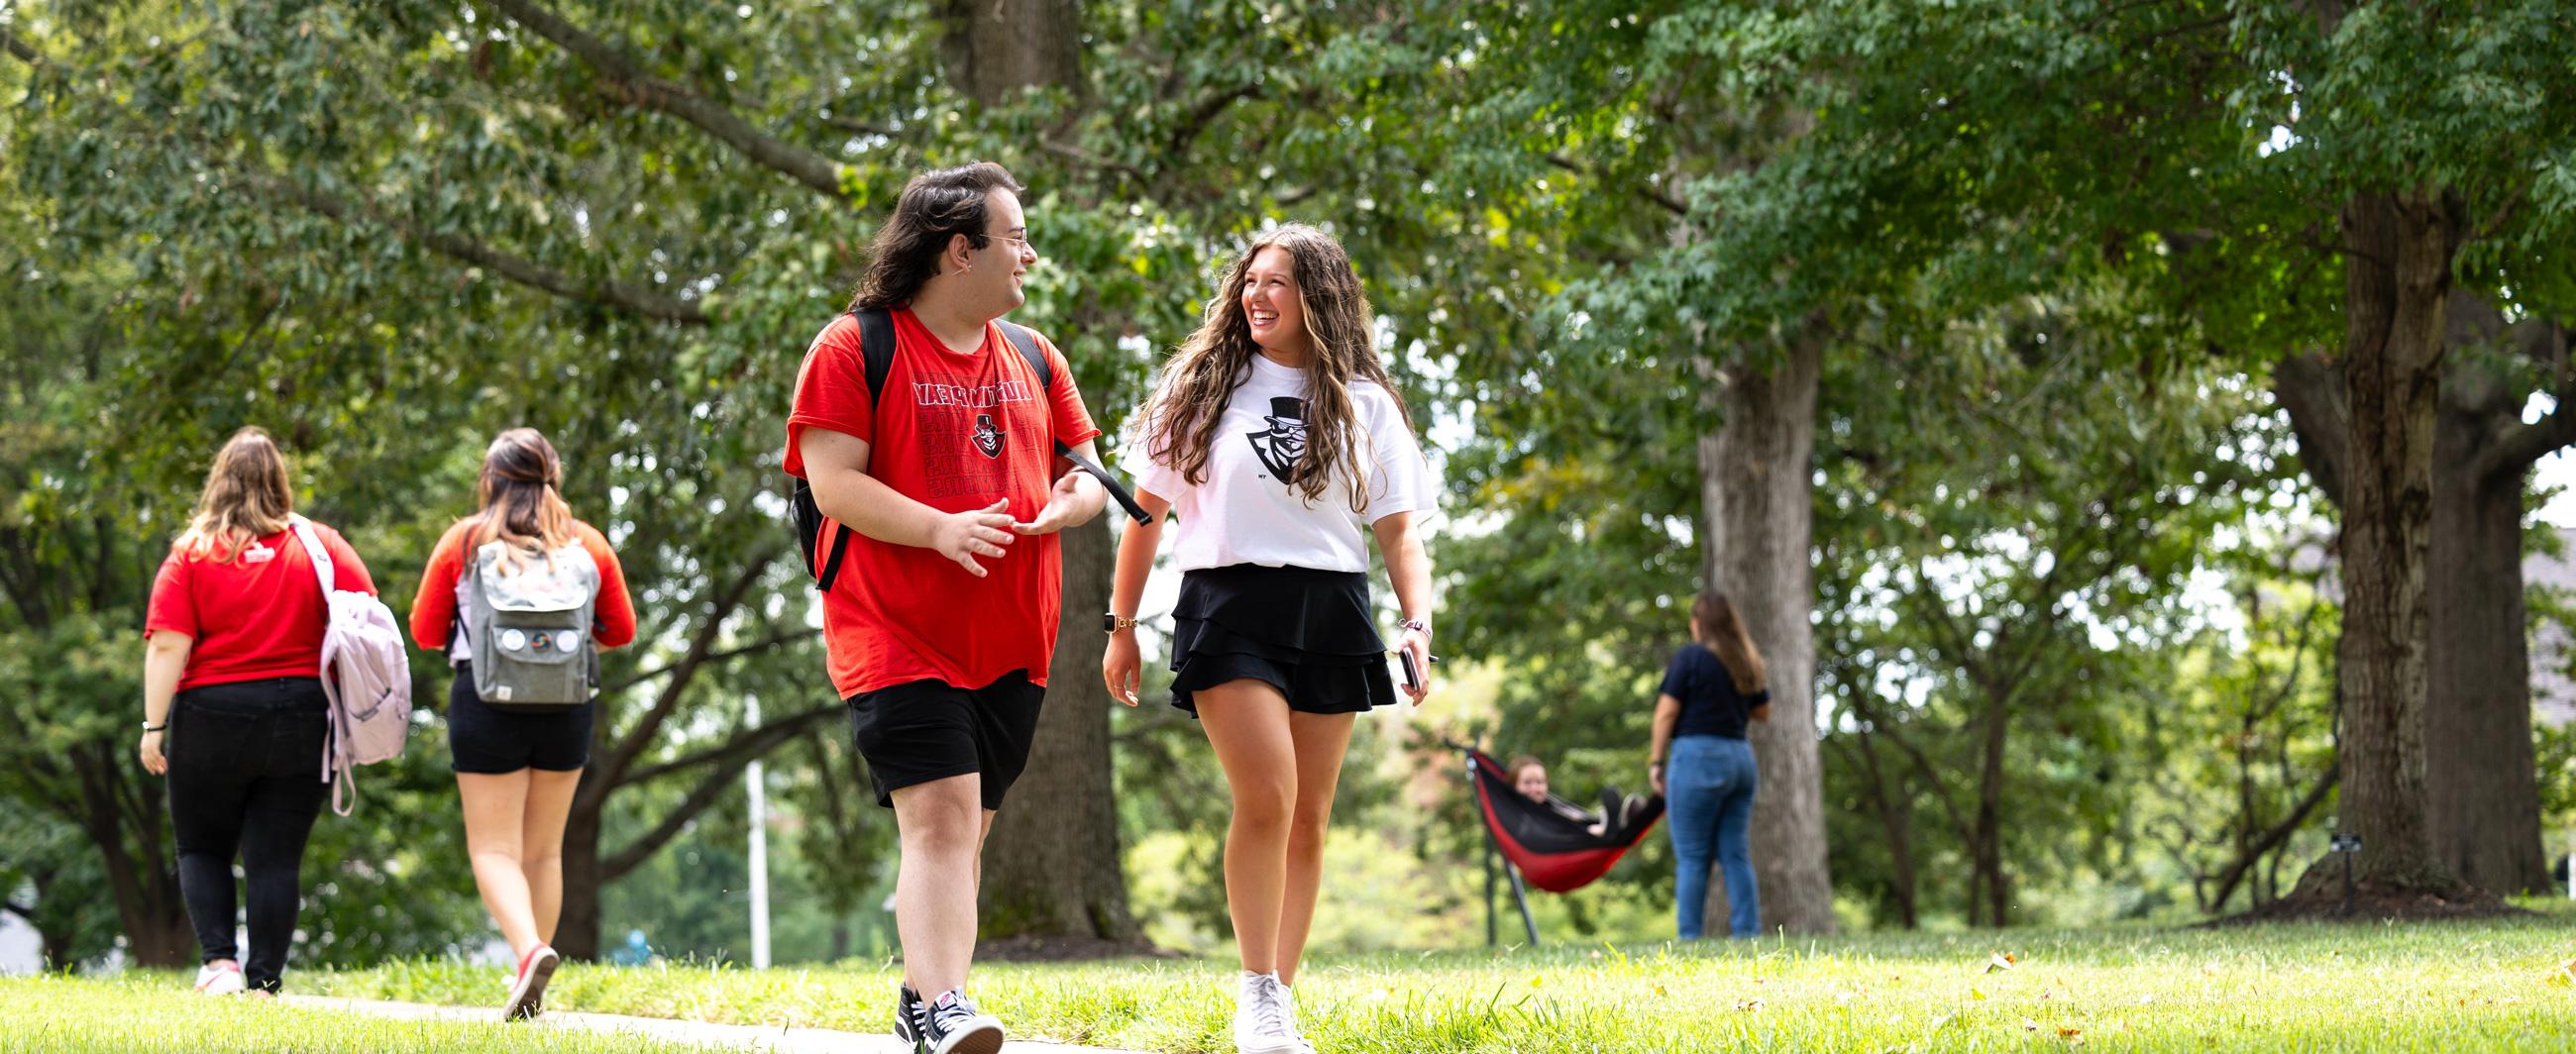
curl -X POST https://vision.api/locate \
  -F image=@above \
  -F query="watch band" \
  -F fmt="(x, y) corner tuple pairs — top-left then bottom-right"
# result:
(1104, 613), (1139, 633)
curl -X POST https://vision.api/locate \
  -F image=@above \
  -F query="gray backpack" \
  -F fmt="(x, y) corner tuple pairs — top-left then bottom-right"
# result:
(462, 539), (600, 705)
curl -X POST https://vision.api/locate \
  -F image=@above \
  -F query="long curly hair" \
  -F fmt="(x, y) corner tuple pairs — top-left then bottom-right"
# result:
(467, 428), (577, 571)
(172, 427), (294, 563)
(847, 161), (1022, 311)
(1140, 225), (1412, 511)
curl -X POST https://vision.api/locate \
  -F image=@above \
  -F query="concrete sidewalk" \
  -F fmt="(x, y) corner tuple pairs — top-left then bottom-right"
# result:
(282, 995), (1152, 1053)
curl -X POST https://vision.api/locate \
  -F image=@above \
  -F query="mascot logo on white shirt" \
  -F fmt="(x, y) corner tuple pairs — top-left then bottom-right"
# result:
(1246, 395), (1309, 483)
(972, 413), (1007, 459)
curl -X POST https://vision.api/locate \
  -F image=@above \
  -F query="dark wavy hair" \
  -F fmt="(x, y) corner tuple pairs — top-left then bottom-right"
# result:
(847, 161), (1024, 311)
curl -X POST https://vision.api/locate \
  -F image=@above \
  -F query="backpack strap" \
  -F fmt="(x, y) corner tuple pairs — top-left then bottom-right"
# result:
(996, 321), (1151, 525)
(287, 515), (356, 810)
(855, 307), (900, 404)
(995, 319), (1052, 395)
(804, 309), (901, 592)
(287, 515), (335, 600)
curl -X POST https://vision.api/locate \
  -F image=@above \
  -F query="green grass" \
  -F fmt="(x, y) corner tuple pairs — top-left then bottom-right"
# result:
(16, 915), (2576, 1051)
(0, 973), (716, 1052)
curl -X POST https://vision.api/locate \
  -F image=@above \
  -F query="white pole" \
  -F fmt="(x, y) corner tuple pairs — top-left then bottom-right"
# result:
(747, 694), (772, 969)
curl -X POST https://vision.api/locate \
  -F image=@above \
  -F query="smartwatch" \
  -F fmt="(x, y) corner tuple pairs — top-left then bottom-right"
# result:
(1104, 613), (1139, 634)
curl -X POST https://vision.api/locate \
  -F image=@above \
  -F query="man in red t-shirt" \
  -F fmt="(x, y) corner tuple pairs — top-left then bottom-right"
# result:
(784, 161), (1105, 1053)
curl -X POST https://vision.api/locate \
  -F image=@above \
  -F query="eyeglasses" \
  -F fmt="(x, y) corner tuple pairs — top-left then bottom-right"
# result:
(987, 233), (1035, 256)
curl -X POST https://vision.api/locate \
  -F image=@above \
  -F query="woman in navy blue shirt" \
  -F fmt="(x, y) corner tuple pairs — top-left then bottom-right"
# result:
(1647, 590), (1771, 938)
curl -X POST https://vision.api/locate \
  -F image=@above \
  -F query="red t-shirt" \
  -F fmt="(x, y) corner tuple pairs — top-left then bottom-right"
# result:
(145, 521), (377, 691)
(784, 308), (1101, 697)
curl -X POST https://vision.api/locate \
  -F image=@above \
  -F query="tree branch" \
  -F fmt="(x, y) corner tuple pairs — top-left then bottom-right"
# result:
(615, 702), (835, 789)
(1166, 83), (1260, 160)
(1041, 139), (1150, 185)
(2473, 321), (2576, 481)
(241, 172), (710, 324)
(599, 629), (802, 696)
(2205, 767), (2337, 911)
(2, 24), (42, 65)
(483, 0), (845, 199)
(2273, 351), (2347, 507)
(601, 760), (742, 880)
(592, 546), (787, 789)
(1546, 154), (1688, 217)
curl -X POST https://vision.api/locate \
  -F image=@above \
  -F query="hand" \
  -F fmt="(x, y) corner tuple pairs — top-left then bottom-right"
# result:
(1648, 762), (1665, 797)
(1103, 631), (1142, 707)
(1396, 626), (1432, 706)
(1012, 473), (1090, 536)
(140, 730), (167, 776)
(931, 500), (1016, 577)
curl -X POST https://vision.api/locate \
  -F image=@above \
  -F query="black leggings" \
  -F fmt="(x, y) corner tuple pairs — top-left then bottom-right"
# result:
(166, 677), (329, 994)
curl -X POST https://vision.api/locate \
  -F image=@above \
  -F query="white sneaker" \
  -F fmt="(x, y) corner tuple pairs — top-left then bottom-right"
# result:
(192, 961), (245, 996)
(1282, 981), (1317, 1053)
(1234, 972), (1300, 1054)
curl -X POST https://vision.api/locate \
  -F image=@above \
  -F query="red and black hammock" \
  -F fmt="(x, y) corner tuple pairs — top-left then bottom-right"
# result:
(1464, 747), (1664, 893)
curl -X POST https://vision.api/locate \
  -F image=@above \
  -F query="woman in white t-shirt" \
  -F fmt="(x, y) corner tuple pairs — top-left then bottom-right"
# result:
(1104, 224), (1437, 1054)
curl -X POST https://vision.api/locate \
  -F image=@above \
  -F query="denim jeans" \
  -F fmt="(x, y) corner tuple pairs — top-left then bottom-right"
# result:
(1665, 734), (1760, 938)
(166, 677), (328, 994)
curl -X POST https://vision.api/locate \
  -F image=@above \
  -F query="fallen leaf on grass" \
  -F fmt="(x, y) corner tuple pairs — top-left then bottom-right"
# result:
(1986, 953), (2018, 974)
(1971, 987), (1988, 1001)
(1737, 999), (1764, 1012)
(2022, 1018), (2041, 1031)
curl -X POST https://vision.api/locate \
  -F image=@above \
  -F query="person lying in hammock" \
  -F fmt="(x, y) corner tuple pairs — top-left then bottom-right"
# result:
(1508, 755), (1653, 843)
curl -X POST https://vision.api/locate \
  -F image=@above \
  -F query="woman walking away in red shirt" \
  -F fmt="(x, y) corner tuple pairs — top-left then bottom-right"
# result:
(409, 428), (636, 1020)
(140, 427), (377, 999)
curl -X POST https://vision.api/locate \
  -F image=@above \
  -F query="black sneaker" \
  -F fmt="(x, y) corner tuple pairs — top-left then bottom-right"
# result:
(894, 985), (928, 1051)
(920, 988), (1005, 1054)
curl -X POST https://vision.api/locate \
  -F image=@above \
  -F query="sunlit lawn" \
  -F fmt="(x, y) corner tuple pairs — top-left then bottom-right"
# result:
(254, 908), (2576, 1052)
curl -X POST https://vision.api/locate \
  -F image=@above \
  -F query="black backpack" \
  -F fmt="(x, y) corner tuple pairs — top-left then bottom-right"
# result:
(791, 309), (1147, 591)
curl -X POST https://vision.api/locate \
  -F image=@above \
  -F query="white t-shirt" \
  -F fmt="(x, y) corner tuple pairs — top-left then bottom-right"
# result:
(1123, 354), (1437, 573)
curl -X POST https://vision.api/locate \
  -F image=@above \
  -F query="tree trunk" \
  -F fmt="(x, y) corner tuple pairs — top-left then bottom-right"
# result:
(2282, 288), (2560, 898)
(1852, 731), (1919, 928)
(2319, 189), (2459, 894)
(938, 0), (1083, 108)
(1971, 682), (2011, 926)
(79, 750), (190, 967)
(2423, 304), (2552, 896)
(1697, 334), (1836, 935)
(555, 777), (607, 960)
(979, 515), (1137, 943)
(939, 0), (1132, 946)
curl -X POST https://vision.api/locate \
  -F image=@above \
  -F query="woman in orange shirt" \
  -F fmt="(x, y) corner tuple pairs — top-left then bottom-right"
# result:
(409, 429), (635, 1018)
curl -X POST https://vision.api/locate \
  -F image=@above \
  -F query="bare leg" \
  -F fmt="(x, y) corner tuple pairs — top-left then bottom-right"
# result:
(890, 773), (985, 997)
(1274, 710), (1356, 987)
(457, 771), (539, 957)
(518, 768), (584, 944)
(1194, 679), (1301, 977)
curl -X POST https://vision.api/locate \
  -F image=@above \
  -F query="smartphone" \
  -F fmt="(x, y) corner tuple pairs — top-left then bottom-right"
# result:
(1399, 650), (1422, 692)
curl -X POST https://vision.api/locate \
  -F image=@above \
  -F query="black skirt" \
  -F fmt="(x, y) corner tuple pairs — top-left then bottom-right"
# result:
(1168, 564), (1398, 717)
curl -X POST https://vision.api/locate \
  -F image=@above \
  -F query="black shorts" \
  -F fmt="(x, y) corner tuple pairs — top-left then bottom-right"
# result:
(847, 670), (1043, 810)
(1168, 564), (1397, 718)
(447, 664), (593, 775)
